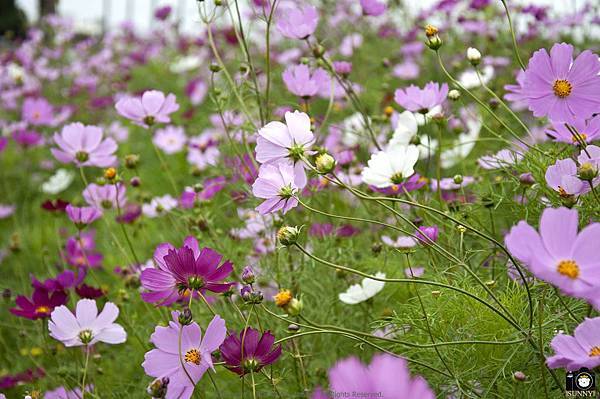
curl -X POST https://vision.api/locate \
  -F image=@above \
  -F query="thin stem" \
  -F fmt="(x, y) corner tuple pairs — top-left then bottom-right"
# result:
(80, 346), (91, 398)
(500, 0), (526, 70)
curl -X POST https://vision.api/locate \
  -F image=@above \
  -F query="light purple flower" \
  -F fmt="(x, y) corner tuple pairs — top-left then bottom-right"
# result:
(282, 64), (329, 99)
(22, 97), (54, 126)
(66, 205), (102, 228)
(505, 207), (600, 300)
(153, 125), (187, 154)
(415, 225), (439, 245)
(394, 82), (448, 113)
(360, 0), (387, 16)
(142, 313), (226, 399)
(252, 161), (300, 215)
(115, 90), (179, 128)
(48, 299), (126, 347)
(51, 122), (117, 168)
(0, 204), (15, 219)
(547, 317), (600, 370)
(186, 132), (220, 170)
(545, 158), (588, 196)
(504, 69), (528, 111)
(276, 4), (318, 40)
(523, 43), (600, 122)
(381, 235), (416, 248)
(312, 354), (434, 399)
(546, 116), (600, 145)
(83, 183), (126, 210)
(44, 385), (93, 399)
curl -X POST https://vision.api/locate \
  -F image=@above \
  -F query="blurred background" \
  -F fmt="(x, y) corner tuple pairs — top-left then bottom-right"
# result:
(0, 0), (577, 39)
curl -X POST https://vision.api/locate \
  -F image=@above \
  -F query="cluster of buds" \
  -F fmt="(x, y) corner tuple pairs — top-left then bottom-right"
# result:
(274, 289), (303, 316)
(424, 24), (442, 50)
(240, 285), (263, 304)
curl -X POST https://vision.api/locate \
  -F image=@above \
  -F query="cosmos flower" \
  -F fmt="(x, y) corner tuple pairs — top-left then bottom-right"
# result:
(504, 69), (528, 111)
(546, 116), (600, 145)
(48, 299), (126, 347)
(545, 158), (588, 197)
(12, 129), (43, 148)
(142, 313), (226, 399)
(66, 205), (102, 228)
(282, 65), (329, 99)
(115, 90), (179, 128)
(312, 354), (434, 399)
(10, 287), (68, 320)
(360, 0), (386, 16)
(339, 272), (385, 305)
(361, 145), (419, 188)
(547, 317), (600, 370)
(523, 43), (600, 122)
(142, 195), (178, 218)
(394, 82), (448, 114)
(415, 226), (439, 245)
(186, 132), (220, 170)
(44, 385), (93, 399)
(140, 236), (234, 306)
(63, 231), (103, 269)
(252, 161), (301, 215)
(0, 204), (15, 219)
(41, 169), (74, 194)
(22, 97), (54, 126)
(153, 125), (187, 154)
(220, 327), (282, 375)
(505, 207), (600, 300)
(381, 235), (417, 248)
(477, 149), (523, 170)
(83, 183), (126, 210)
(51, 123), (117, 168)
(276, 4), (318, 40)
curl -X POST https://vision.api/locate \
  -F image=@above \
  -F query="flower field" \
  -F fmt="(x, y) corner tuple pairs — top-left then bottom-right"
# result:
(1, 0), (599, 398)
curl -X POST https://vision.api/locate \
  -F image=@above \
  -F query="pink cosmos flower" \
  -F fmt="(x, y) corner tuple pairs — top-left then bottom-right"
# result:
(140, 236), (234, 306)
(186, 132), (220, 170)
(546, 116), (600, 145)
(51, 122), (117, 168)
(83, 183), (126, 210)
(523, 43), (600, 122)
(504, 69), (528, 111)
(66, 205), (102, 228)
(142, 313), (226, 399)
(312, 354), (434, 399)
(505, 207), (600, 301)
(48, 299), (127, 347)
(276, 4), (318, 40)
(22, 97), (54, 126)
(282, 64), (330, 99)
(153, 125), (187, 154)
(394, 82), (448, 113)
(547, 317), (600, 370)
(360, 0), (387, 16)
(44, 385), (93, 399)
(252, 161), (300, 215)
(115, 90), (179, 128)
(185, 78), (208, 106)
(545, 158), (589, 197)
(0, 204), (15, 219)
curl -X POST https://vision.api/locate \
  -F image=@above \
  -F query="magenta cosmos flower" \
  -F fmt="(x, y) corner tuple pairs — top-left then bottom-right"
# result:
(394, 82), (448, 114)
(142, 313), (226, 399)
(10, 286), (68, 320)
(66, 204), (102, 228)
(49, 299), (126, 347)
(276, 4), (318, 40)
(51, 122), (117, 168)
(547, 317), (600, 370)
(282, 64), (329, 99)
(115, 90), (179, 128)
(140, 236), (233, 306)
(312, 354), (434, 399)
(523, 43), (600, 122)
(251, 161), (300, 215)
(505, 207), (600, 300)
(220, 327), (282, 375)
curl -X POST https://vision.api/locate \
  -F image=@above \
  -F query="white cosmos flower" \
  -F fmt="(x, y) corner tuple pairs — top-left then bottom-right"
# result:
(389, 111), (438, 160)
(339, 272), (386, 305)
(41, 169), (74, 194)
(361, 144), (419, 188)
(341, 112), (371, 147)
(440, 117), (481, 169)
(142, 195), (178, 218)
(170, 54), (204, 73)
(459, 65), (494, 89)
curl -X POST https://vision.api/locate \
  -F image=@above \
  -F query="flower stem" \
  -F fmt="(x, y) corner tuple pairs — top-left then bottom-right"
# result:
(80, 346), (91, 398)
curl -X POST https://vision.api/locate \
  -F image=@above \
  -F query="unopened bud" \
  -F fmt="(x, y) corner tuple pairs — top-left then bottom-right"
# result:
(104, 167), (117, 180)
(277, 226), (301, 246)
(315, 153), (336, 174)
(312, 44), (325, 58)
(467, 47), (481, 66)
(453, 174), (463, 184)
(124, 154), (139, 169)
(578, 162), (598, 182)
(519, 172), (535, 186)
(209, 63), (221, 73)
(513, 371), (527, 382)
(448, 89), (461, 101)
(241, 266), (255, 284)
(178, 308), (193, 326)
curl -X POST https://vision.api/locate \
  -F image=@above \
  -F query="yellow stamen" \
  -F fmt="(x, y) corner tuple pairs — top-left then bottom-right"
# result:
(274, 289), (293, 307)
(557, 260), (579, 279)
(589, 346), (600, 357)
(553, 79), (572, 98)
(35, 306), (50, 315)
(571, 133), (588, 143)
(184, 348), (201, 365)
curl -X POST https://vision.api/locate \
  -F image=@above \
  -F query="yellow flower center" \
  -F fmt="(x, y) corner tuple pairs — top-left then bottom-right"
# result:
(590, 346), (600, 357)
(184, 348), (201, 365)
(274, 289), (293, 307)
(553, 79), (572, 98)
(557, 260), (579, 279)
(35, 306), (50, 315)
(33, 111), (41, 120)
(391, 185), (400, 192)
(571, 133), (588, 143)
(425, 24), (438, 38)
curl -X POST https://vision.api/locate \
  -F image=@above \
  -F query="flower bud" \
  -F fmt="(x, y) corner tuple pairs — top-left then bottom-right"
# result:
(312, 44), (326, 58)
(124, 154), (140, 169)
(578, 162), (598, 182)
(241, 266), (255, 284)
(286, 298), (303, 316)
(130, 176), (141, 187)
(453, 174), (463, 184)
(424, 25), (442, 50)
(277, 226), (301, 246)
(287, 323), (300, 333)
(104, 167), (117, 181)
(513, 371), (527, 382)
(274, 289), (293, 308)
(178, 308), (193, 326)
(519, 172), (535, 186)
(209, 63), (221, 73)
(315, 153), (336, 174)
(448, 89), (461, 101)
(147, 377), (169, 398)
(467, 47), (481, 66)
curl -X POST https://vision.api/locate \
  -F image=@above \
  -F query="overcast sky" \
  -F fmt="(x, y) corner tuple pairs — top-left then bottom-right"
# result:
(15, 0), (575, 35)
